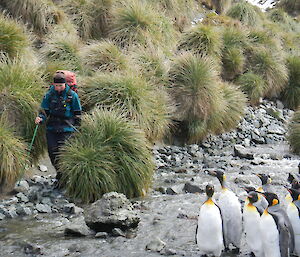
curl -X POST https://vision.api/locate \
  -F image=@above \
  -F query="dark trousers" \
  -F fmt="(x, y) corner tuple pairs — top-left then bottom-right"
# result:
(46, 131), (72, 172)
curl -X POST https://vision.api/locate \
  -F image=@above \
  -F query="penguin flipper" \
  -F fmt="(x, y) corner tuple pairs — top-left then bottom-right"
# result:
(294, 201), (300, 218)
(216, 203), (226, 248)
(195, 224), (198, 244)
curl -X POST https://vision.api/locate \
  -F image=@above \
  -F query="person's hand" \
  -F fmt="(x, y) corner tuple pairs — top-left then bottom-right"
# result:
(35, 117), (42, 124)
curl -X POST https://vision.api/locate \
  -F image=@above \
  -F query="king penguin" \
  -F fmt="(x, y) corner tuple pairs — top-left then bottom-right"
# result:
(286, 188), (300, 256)
(256, 173), (273, 192)
(260, 192), (295, 257)
(196, 184), (224, 257)
(243, 191), (264, 257)
(210, 170), (242, 252)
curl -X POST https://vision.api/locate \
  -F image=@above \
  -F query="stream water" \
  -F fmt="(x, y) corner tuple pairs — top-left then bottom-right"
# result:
(0, 143), (298, 257)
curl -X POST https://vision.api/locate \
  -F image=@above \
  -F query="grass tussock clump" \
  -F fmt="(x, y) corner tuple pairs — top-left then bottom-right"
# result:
(109, 0), (176, 49)
(279, 0), (300, 15)
(281, 56), (300, 109)
(61, 0), (113, 39)
(288, 109), (300, 154)
(247, 47), (288, 97)
(131, 46), (169, 85)
(215, 82), (247, 132)
(0, 116), (29, 190)
(0, 14), (29, 58)
(236, 72), (266, 105)
(226, 1), (263, 27)
(80, 40), (128, 72)
(0, 57), (46, 163)
(82, 72), (173, 141)
(40, 30), (83, 72)
(59, 108), (155, 203)
(221, 27), (248, 80)
(169, 52), (220, 143)
(178, 24), (223, 58)
(1, 0), (65, 34)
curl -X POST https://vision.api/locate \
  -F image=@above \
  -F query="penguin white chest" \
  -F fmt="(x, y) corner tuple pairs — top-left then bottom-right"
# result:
(218, 189), (242, 248)
(243, 205), (264, 257)
(197, 203), (223, 256)
(260, 212), (281, 257)
(287, 203), (300, 256)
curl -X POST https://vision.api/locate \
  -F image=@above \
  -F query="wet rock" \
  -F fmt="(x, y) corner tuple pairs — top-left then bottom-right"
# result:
(38, 164), (48, 172)
(182, 182), (203, 194)
(267, 124), (285, 135)
(160, 247), (177, 256)
(165, 187), (178, 195)
(0, 213), (5, 220)
(154, 187), (166, 194)
(35, 203), (52, 213)
(111, 228), (126, 237)
(23, 242), (42, 255)
(64, 217), (94, 237)
(16, 206), (32, 216)
(95, 232), (108, 238)
(234, 177), (250, 185)
(145, 237), (166, 252)
(14, 180), (30, 193)
(64, 203), (76, 214)
(16, 192), (29, 203)
(84, 192), (140, 233)
(233, 145), (254, 160)
(2, 207), (18, 219)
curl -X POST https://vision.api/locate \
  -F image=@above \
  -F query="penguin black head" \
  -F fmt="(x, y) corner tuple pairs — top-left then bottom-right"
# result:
(247, 191), (259, 204)
(209, 170), (225, 186)
(287, 173), (296, 184)
(298, 162), (300, 174)
(287, 188), (300, 202)
(242, 186), (256, 193)
(292, 180), (300, 190)
(256, 173), (271, 185)
(260, 192), (279, 207)
(205, 184), (214, 198)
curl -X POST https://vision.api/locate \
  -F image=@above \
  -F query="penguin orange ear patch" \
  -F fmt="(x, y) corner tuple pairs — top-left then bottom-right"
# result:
(298, 195), (300, 201)
(272, 199), (278, 206)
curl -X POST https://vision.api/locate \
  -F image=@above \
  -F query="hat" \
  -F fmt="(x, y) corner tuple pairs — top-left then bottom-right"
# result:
(53, 73), (66, 84)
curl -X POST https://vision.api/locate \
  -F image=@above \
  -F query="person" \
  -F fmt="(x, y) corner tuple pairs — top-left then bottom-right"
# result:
(35, 73), (82, 182)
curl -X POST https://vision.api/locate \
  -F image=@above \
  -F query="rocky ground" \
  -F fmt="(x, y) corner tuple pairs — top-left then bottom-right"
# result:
(0, 100), (299, 257)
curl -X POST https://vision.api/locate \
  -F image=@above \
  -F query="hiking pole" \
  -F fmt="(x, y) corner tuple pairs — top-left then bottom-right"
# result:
(17, 124), (39, 184)
(65, 120), (79, 133)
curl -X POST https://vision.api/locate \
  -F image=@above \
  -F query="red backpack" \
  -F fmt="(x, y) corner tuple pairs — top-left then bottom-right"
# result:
(55, 70), (78, 93)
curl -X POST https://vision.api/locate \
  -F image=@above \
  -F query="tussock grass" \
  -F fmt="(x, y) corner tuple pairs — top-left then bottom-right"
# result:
(281, 56), (300, 109)
(82, 72), (172, 141)
(169, 52), (220, 143)
(288, 109), (300, 154)
(80, 40), (128, 72)
(109, 0), (176, 49)
(236, 72), (266, 105)
(1, 0), (65, 34)
(0, 56), (46, 163)
(59, 108), (155, 202)
(130, 46), (169, 85)
(61, 0), (113, 39)
(215, 82), (246, 132)
(202, 12), (242, 27)
(0, 115), (29, 191)
(0, 14), (29, 58)
(221, 27), (248, 80)
(226, 1), (263, 27)
(151, 0), (199, 32)
(247, 46), (288, 97)
(278, 0), (300, 16)
(40, 30), (82, 72)
(211, 0), (233, 14)
(178, 24), (222, 58)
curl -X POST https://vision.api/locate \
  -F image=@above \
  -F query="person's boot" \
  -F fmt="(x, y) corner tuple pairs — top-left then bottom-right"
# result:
(53, 171), (63, 189)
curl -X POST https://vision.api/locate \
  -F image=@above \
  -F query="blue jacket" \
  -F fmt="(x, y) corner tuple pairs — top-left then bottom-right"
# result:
(39, 85), (82, 132)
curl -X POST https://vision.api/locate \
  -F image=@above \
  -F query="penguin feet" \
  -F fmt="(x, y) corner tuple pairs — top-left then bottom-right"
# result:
(250, 252), (255, 257)
(224, 247), (230, 252)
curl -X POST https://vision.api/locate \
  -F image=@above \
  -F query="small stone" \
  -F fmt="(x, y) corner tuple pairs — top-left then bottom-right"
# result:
(38, 164), (48, 172)
(166, 187), (177, 195)
(0, 213), (5, 220)
(14, 180), (30, 193)
(111, 228), (126, 237)
(160, 248), (177, 256)
(23, 242), (42, 255)
(145, 237), (166, 252)
(35, 204), (52, 213)
(182, 182), (203, 194)
(95, 232), (108, 239)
